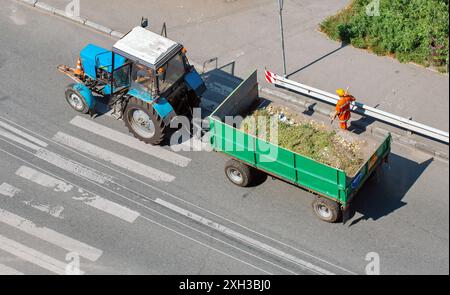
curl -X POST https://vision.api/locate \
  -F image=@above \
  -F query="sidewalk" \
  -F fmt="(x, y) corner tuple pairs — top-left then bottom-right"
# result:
(38, 0), (449, 133)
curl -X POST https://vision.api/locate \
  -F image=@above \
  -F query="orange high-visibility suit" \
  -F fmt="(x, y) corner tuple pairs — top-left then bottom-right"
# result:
(335, 95), (355, 130)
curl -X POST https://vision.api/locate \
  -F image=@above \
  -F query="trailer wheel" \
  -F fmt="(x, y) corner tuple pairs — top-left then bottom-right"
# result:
(124, 97), (166, 145)
(312, 197), (341, 223)
(65, 85), (89, 114)
(224, 159), (253, 187)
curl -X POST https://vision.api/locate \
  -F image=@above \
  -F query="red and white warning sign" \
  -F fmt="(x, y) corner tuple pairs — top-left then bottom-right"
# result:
(264, 70), (276, 84)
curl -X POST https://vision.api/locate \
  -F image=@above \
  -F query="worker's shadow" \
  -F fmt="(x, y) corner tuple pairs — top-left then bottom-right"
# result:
(346, 154), (433, 226)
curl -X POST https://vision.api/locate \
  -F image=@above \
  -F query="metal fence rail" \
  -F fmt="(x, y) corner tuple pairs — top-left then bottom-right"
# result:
(265, 70), (449, 143)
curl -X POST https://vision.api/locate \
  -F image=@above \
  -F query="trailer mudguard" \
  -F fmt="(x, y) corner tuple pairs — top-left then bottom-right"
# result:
(73, 83), (96, 109)
(127, 88), (176, 124)
(184, 68), (206, 96)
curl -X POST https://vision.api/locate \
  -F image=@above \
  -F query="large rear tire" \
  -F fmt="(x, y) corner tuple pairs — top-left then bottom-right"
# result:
(65, 84), (90, 114)
(312, 197), (342, 223)
(124, 97), (166, 145)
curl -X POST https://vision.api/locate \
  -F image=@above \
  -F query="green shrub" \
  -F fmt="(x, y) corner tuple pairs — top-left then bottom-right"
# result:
(320, 0), (449, 70)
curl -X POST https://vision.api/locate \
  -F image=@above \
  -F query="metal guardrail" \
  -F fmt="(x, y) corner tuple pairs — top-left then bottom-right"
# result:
(264, 70), (449, 143)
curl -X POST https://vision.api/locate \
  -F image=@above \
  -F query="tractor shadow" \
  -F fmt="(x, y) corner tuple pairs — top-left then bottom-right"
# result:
(163, 68), (245, 147)
(346, 154), (433, 226)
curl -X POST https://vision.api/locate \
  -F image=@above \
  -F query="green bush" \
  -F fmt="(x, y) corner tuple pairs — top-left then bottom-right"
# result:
(320, 0), (449, 71)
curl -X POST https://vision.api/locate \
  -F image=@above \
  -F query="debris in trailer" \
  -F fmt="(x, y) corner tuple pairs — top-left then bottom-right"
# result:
(240, 105), (365, 175)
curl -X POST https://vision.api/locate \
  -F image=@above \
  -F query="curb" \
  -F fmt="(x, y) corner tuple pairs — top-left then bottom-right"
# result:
(17, 0), (449, 161)
(17, 0), (117, 38)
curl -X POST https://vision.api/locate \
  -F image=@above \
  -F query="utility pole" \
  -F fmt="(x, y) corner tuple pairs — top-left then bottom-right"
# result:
(278, 0), (287, 77)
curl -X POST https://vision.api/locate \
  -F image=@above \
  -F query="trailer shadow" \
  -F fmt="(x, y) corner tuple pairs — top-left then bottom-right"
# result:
(347, 153), (433, 226)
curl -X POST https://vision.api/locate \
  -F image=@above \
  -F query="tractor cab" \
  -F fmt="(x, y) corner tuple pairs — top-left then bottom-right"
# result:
(112, 26), (205, 105)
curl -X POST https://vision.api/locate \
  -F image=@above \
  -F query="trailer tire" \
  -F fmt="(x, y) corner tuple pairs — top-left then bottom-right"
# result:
(124, 97), (166, 145)
(65, 85), (90, 114)
(312, 197), (341, 223)
(224, 159), (253, 187)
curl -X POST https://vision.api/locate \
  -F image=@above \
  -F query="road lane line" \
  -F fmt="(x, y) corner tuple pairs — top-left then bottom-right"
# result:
(155, 198), (335, 275)
(16, 166), (74, 193)
(0, 234), (84, 275)
(70, 116), (191, 167)
(16, 166), (140, 223)
(0, 128), (41, 150)
(0, 183), (21, 198)
(0, 263), (24, 275)
(0, 209), (102, 262)
(0, 120), (48, 148)
(52, 132), (175, 183)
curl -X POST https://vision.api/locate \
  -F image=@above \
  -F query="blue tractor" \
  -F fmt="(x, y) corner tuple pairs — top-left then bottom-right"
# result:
(58, 26), (206, 145)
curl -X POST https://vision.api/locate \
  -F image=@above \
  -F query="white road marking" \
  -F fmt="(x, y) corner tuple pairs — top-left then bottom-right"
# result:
(155, 198), (335, 275)
(0, 120), (48, 148)
(35, 149), (113, 184)
(52, 132), (175, 183)
(74, 188), (140, 223)
(0, 183), (21, 198)
(70, 116), (191, 167)
(0, 234), (84, 275)
(16, 166), (73, 193)
(0, 263), (23, 275)
(0, 209), (102, 262)
(23, 201), (65, 219)
(15, 166), (140, 223)
(0, 128), (41, 150)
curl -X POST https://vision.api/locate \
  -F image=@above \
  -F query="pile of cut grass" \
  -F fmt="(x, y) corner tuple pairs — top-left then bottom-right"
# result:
(241, 107), (364, 176)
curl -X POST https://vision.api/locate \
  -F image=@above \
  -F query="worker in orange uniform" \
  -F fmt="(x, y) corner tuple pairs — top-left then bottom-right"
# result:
(331, 88), (356, 130)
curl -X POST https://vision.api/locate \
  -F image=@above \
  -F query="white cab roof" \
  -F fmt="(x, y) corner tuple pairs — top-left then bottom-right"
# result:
(113, 26), (181, 68)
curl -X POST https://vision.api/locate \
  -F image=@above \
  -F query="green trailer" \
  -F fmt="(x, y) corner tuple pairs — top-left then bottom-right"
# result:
(209, 71), (391, 223)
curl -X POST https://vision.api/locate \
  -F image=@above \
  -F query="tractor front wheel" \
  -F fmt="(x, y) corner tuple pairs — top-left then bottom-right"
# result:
(65, 84), (90, 114)
(124, 97), (166, 145)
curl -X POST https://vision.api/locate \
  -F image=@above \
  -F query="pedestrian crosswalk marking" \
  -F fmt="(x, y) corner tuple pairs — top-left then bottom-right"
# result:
(0, 183), (21, 198)
(0, 209), (102, 262)
(0, 263), (24, 275)
(53, 132), (176, 183)
(0, 234), (84, 275)
(16, 166), (74, 193)
(0, 128), (41, 151)
(16, 166), (140, 223)
(70, 116), (191, 167)
(0, 120), (48, 148)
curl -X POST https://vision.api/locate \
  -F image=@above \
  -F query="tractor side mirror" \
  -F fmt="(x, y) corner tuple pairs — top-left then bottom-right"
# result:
(141, 17), (149, 28)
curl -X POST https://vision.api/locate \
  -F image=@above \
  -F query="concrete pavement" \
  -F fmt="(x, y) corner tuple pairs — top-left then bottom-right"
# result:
(0, 0), (448, 275)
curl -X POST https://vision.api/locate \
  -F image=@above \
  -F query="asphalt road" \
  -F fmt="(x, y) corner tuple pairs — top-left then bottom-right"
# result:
(0, 1), (448, 275)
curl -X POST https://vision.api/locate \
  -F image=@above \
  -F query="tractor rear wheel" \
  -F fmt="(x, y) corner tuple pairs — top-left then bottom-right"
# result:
(65, 84), (90, 114)
(124, 97), (166, 145)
